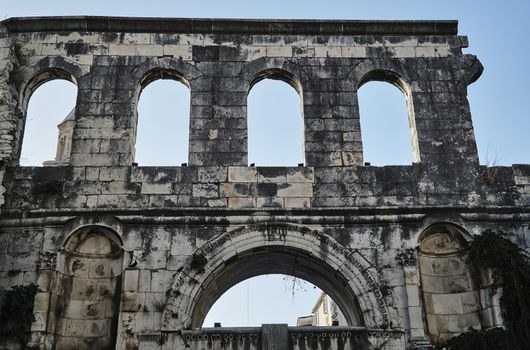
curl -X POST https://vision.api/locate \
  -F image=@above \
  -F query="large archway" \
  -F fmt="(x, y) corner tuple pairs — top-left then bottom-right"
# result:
(162, 223), (389, 331)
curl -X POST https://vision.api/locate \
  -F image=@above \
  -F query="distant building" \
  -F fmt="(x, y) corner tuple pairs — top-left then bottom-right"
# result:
(296, 315), (314, 326)
(312, 292), (347, 326)
(296, 292), (347, 326)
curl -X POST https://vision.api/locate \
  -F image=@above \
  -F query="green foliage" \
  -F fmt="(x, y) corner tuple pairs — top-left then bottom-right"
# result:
(466, 230), (530, 350)
(190, 252), (208, 274)
(447, 327), (519, 350)
(0, 284), (38, 347)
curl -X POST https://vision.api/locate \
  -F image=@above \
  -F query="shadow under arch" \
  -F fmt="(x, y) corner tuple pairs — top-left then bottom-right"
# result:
(162, 223), (390, 331)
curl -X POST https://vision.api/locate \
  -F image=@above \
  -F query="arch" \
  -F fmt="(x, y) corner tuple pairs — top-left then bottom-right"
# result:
(135, 68), (191, 165)
(247, 68), (304, 166)
(14, 56), (86, 112)
(417, 223), (484, 344)
(357, 69), (418, 165)
(417, 222), (472, 247)
(240, 57), (303, 91)
(249, 68), (303, 95)
(162, 223), (389, 331)
(354, 65), (421, 165)
(61, 215), (126, 248)
(13, 57), (84, 165)
(63, 225), (123, 254)
(124, 58), (203, 166)
(51, 226), (124, 350)
(358, 69), (410, 95)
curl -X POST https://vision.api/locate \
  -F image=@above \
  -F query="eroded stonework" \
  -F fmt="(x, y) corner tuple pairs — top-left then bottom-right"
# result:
(0, 17), (529, 350)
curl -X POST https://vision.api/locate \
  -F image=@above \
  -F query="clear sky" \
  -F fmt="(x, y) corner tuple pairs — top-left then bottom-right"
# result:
(5, 0), (530, 327)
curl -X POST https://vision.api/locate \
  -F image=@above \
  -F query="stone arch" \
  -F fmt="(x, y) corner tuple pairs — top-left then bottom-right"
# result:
(11, 56), (85, 164)
(50, 225), (124, 350)
(132, 57), (202, 93)
(249, 67), (303, 95)
(129, 58), (201, 165)
(14, 56), (86, 112)
(240, 57), (304, 93)
(246, 67), (304, 165)
(358, 69), (411, 96)
(417, 223), (484, 344)
(162, 223), (390, 331)
(61, 216), (126, 248)
(134, 67), (191, 165)
(130, 57), (203, 118)
(355, 66), (419, 164)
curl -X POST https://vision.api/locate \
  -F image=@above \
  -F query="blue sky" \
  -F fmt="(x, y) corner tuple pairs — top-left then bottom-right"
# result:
(5, 0), (530, 326)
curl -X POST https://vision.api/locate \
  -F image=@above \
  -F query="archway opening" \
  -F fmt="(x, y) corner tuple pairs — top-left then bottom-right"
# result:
(248, 72), (304, 166)
(136, 76), (190, 165)
(358, 71), (417, 165)
(203, 274), (347, 327)
(189, 245), (364, 329)
(20, 79), (77, 166)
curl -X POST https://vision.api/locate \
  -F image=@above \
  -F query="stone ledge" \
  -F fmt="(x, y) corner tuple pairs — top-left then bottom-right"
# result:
(2, 17), (458, 36)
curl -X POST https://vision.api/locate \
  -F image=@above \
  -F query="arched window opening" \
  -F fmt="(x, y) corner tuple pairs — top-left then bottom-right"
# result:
(358, 73), (417, 165)
(248, 75), (304, 166)
(20, 79), (77, 166)
(203, 274), (347, 327)
(418, 224), (492, 345)
(136, 78), (190, 165)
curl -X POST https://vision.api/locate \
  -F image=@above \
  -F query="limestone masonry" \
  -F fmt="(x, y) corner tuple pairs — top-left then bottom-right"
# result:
(0, 17), (529, 350)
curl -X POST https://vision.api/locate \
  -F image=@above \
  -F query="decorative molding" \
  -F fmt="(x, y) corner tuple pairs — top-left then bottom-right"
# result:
(37, 251), (57, 270)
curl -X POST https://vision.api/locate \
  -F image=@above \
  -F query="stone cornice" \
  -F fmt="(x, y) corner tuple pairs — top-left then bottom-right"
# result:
(2, 17), (458, 35)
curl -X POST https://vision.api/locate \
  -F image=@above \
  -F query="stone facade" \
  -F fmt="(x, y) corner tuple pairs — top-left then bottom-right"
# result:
(0, 17), (528, 350)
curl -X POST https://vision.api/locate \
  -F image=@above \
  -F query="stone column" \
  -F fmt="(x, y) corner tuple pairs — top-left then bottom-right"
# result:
(397, 248), (432, 349)
(262, 324), (288, 350)
(29, 251), (57, 349)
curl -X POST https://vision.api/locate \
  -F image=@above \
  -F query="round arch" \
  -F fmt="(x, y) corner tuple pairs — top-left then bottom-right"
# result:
(162, 223), (390, 331)
(355, 65), (419, 164)
(62, 224), (124, 253)
(11, 56), (84, 164)
(240, 57), (304, 94)
(249, 68), (303, 95)
(14, 56), (85, 111)
(132, 57), (202, 93)
(418, 222), (473, 248)
(358, 69), (411, 96)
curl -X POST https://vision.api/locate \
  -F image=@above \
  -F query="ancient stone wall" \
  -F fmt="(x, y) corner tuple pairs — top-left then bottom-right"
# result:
(0, 17), (528, 350)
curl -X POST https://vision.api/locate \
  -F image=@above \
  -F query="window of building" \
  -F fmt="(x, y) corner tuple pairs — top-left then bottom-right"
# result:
(358, 79), (416, 165)
(20, 80), (77, 166)
(248, 77), (304, 166)
(136, 78), (190, 165)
